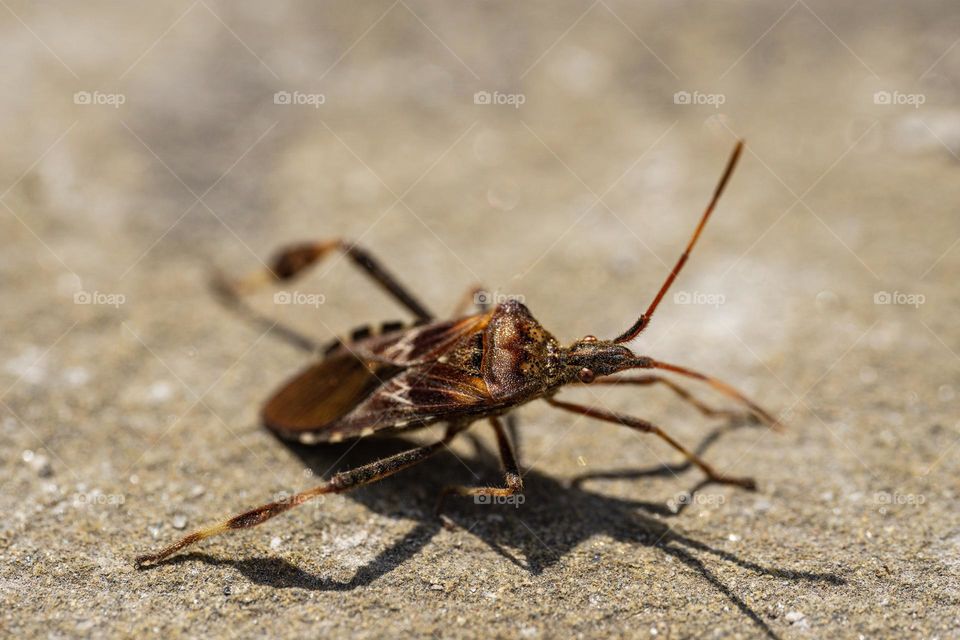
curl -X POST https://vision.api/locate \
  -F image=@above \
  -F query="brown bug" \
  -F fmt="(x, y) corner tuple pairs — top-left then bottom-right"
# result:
(135, 140), (777, 567)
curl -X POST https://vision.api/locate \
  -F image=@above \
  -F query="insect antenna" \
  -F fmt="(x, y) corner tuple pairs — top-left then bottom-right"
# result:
(613, 140), (744, 344)
(649, 358), (780, 429)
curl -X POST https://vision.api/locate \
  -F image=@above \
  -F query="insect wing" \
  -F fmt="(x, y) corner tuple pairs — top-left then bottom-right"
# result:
(262, 349), (400, 437)
(334, 361), (492, 434)
(354, 315), (488, 365)
(263, 315), (493, 440)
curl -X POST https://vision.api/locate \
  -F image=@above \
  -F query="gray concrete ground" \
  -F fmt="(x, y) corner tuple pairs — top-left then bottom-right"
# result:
(2, 1), (960, 638)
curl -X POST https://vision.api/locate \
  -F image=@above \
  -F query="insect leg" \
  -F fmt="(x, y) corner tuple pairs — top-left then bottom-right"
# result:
(435, 416), (523, 513)
(211, 272), (322, 353)
(581, 375), (754, 423)
(135, 427), (459, 567)
(546, 397), (756, 490)
(220, 239), (434, 321)
(505, 412), (521, 463)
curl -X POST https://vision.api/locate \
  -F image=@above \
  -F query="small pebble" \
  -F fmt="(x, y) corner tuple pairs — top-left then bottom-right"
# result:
(223, 585), (231, 596)
(22, 450), (53, 477)
(270, 536), (283, 550)
(815, 290), (839, 312)
(148, 381), (173, 402)
(171, 514), (188, 530)
(754, 498), (772, 512)
(785, 611), (805, 623)
(63, 367), (90, 386)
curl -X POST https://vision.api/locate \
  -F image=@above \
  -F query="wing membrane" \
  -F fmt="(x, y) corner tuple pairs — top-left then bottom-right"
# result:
(261, 350), (401, 438)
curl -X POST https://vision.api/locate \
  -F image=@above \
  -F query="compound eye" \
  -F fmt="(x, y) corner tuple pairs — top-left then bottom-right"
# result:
(578, 368), (596, 384)
(581, 335), (598, 344)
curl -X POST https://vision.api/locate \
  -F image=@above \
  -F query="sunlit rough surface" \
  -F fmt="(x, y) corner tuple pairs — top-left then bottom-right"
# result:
(2, 1), (959, 637)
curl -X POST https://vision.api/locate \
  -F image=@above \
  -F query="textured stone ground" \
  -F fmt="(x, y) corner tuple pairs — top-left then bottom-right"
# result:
(2, 2), (960, 638)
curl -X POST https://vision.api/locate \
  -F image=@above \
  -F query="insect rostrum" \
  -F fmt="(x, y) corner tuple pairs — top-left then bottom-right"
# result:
(135, 140), (777, 568)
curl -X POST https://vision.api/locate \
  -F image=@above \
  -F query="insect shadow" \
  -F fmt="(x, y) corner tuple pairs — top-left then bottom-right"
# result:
(171, 421), (843, 639)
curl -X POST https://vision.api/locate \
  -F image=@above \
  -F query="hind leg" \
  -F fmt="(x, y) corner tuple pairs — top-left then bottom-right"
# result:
(212, 238), (435, 352)
(136, 426), (460, 567)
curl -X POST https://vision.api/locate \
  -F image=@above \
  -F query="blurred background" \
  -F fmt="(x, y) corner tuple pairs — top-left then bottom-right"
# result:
(2, 1), (959, 637)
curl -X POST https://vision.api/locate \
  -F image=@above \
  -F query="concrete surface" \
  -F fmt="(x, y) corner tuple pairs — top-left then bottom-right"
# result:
(2, 1), (960, 638)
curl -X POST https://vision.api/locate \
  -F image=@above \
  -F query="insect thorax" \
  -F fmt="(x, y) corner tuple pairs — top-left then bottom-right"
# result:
(480, 301), (565, 400)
